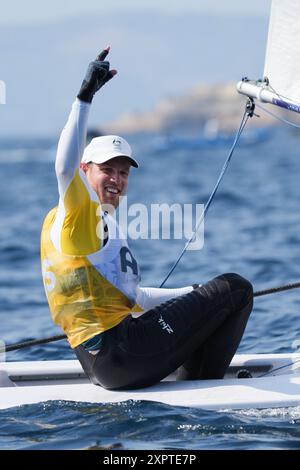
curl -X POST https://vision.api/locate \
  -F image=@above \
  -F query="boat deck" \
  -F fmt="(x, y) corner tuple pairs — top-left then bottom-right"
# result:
(1, 354), (300, 410)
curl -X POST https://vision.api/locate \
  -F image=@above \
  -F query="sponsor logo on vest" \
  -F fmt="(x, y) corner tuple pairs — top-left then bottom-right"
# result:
(42, 258), (56, 292)
(120, 246), (138, 275)
(158, 314), (174, 334)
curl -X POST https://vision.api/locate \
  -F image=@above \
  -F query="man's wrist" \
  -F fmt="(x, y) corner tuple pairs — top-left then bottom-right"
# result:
(77, 86), (93, 103)
(75, 97), (91, 107)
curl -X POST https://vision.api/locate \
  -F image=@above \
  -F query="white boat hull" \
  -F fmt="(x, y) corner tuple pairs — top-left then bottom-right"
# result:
(1, 354), (300, 410)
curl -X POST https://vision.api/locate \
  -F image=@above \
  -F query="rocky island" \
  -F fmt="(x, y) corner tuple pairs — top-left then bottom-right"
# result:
(103, 82), (276, 137)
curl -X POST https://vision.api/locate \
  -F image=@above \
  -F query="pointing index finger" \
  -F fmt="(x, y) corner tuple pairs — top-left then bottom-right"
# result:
(96, 46), (110, 61)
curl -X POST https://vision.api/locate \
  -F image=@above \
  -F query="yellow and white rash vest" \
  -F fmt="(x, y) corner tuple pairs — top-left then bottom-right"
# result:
(40, 99), (141, 348)
(41, 99), (194, 348)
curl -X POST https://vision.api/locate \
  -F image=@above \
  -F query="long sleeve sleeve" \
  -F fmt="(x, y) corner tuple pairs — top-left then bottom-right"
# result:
(50, 99), (101, 255)
(55, 98), (91, 197)
(134, 285), (195, 315)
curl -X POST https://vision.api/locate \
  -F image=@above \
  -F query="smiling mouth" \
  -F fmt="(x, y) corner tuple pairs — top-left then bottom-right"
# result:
(105, 186), (120, 195)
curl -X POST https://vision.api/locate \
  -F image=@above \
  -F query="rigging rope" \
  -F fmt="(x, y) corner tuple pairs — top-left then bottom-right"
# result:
(258, 356), (300, 378)
(159, 98), (255, 288)
(4, 334), (67, 352)
(253, 282), (300, 298)
(255, 102), (300, 129)
(4, 281), (300, 352)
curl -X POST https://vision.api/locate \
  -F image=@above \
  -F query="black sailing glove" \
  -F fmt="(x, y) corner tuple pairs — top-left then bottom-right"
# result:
(77, 47), (117, 103)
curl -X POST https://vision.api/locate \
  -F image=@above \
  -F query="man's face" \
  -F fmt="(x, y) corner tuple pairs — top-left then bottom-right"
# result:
(85, 156), (131, 209)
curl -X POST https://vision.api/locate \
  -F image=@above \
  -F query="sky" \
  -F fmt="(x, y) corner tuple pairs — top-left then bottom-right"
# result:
(0, 1), (272, 137)
(0, 0), (271, 24)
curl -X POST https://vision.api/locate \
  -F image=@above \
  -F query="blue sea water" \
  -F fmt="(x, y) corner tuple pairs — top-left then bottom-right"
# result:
(1, 123), (300, 450)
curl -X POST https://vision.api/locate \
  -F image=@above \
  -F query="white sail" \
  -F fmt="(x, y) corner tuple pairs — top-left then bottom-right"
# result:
(237, 0), (300, 113)
(264, 0), (300, 104)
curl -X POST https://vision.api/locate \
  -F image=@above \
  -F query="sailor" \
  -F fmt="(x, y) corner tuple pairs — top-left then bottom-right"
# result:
(41, 47), (253, 390)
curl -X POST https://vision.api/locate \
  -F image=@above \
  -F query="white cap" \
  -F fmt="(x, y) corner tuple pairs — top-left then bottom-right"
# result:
(81, 135), (139, 168)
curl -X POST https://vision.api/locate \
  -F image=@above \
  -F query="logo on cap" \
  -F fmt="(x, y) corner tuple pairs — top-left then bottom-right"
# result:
(112, 138), (122, 146)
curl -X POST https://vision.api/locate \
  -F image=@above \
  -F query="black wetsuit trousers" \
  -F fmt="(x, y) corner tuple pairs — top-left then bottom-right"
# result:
(75, 273), (253, 390)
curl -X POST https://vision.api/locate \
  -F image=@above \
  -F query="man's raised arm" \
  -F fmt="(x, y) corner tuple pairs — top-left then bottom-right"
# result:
(54, 47), (117, 196)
